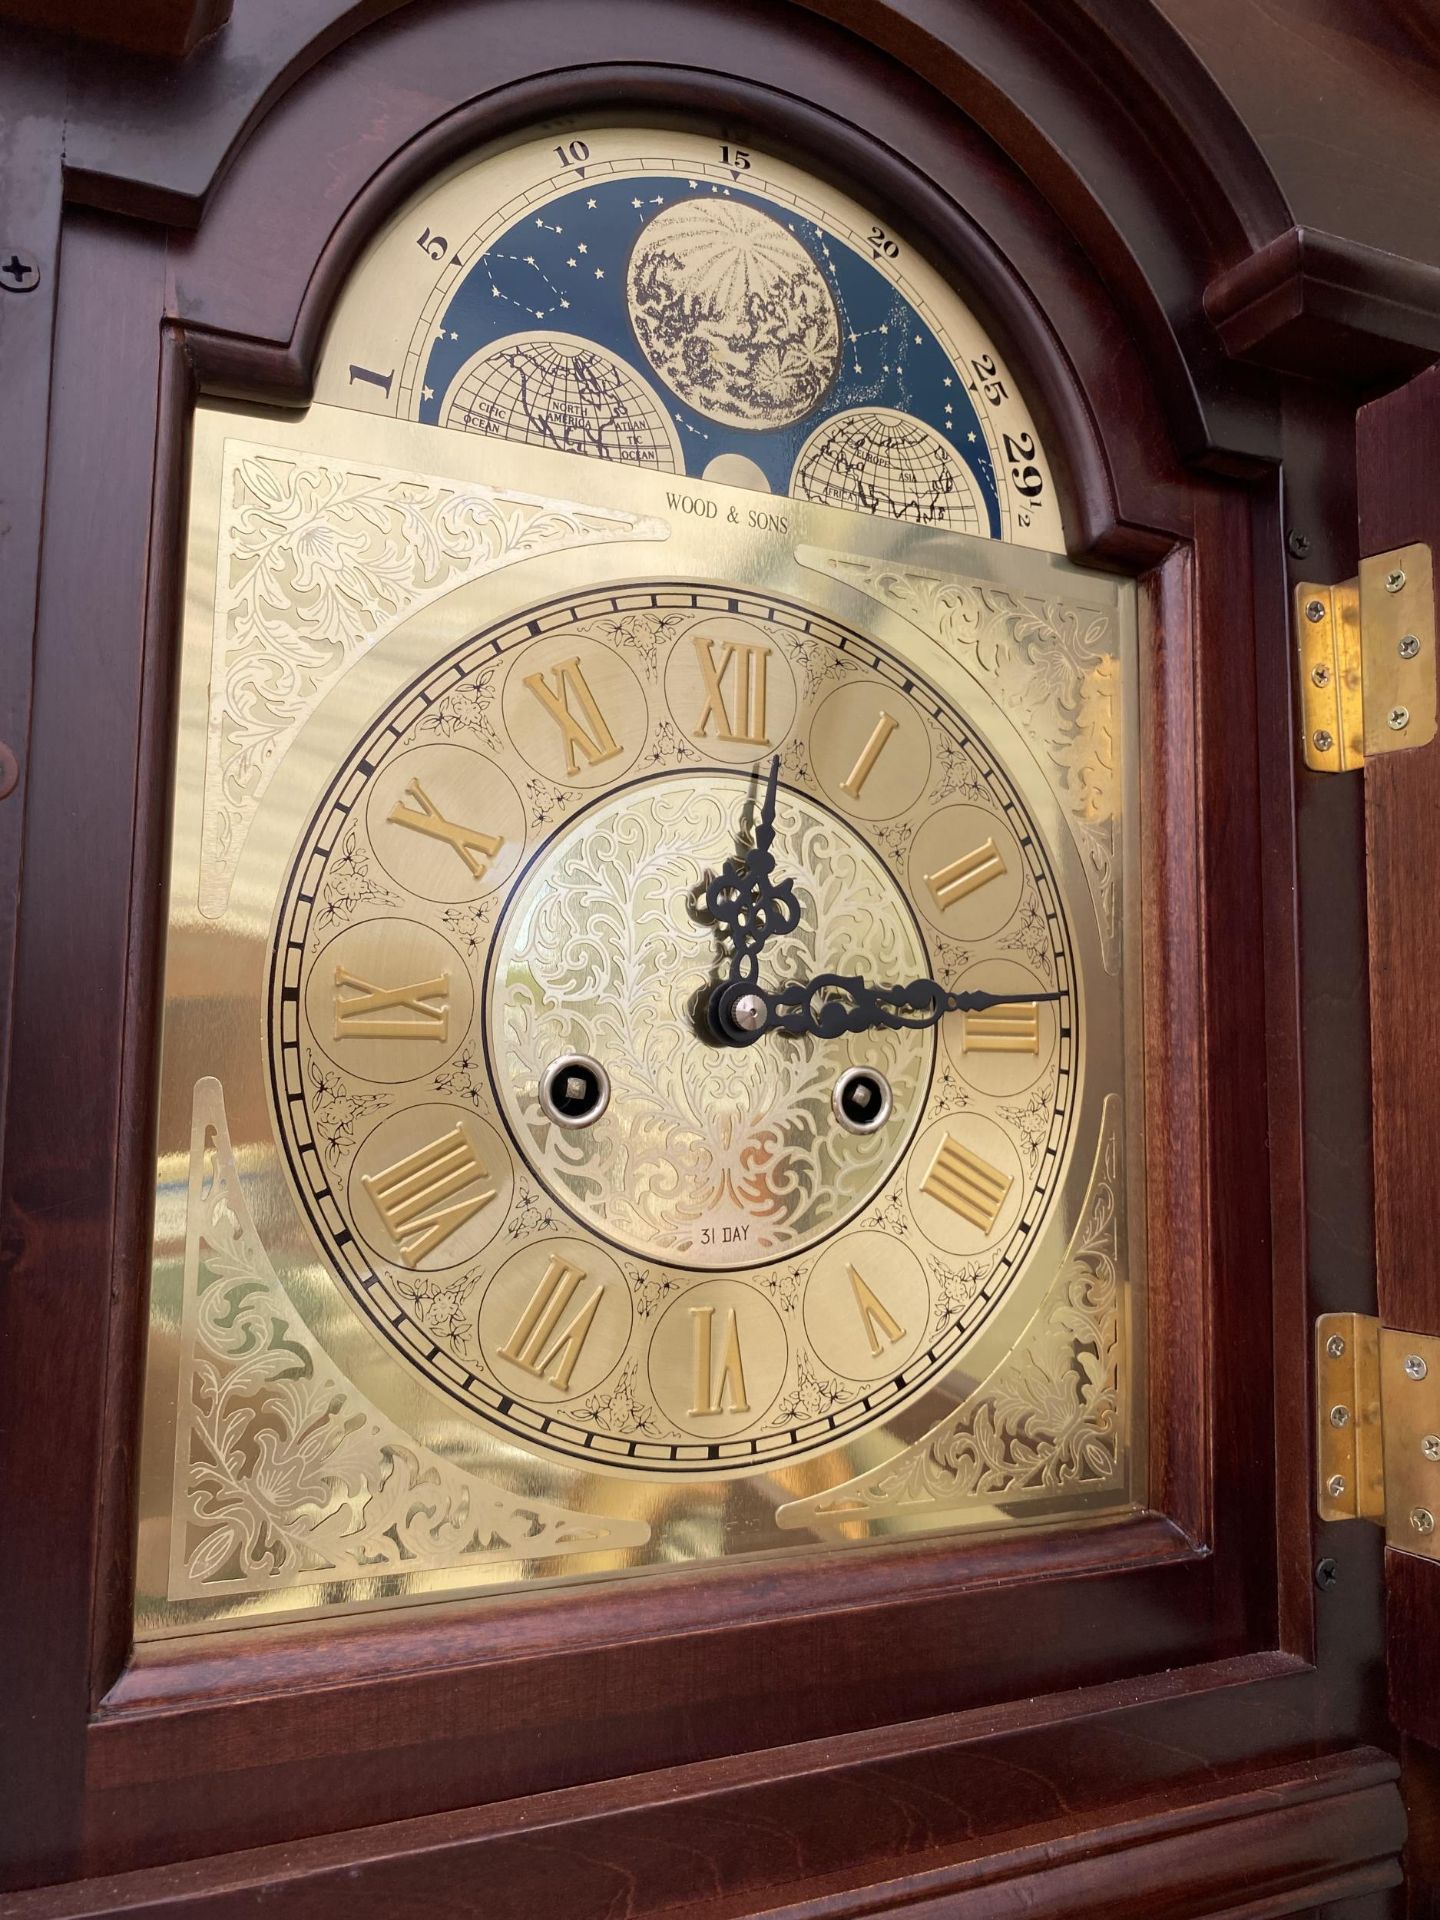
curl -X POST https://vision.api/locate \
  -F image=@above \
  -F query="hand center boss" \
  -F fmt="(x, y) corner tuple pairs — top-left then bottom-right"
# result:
(701, 757), (1063, 1046)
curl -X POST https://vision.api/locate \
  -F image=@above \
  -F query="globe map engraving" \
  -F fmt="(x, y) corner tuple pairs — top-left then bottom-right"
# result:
(441, 331), (683, 469)
(792, 407), (985, 533)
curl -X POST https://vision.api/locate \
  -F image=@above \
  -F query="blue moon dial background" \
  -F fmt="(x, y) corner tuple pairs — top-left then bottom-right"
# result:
(413, 175), (1002, 537)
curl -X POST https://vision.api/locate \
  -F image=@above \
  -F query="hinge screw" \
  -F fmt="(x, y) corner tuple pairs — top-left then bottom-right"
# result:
(1330, 1404), (1351, 1427)
(1399, 634), (1422, 660)
(1405, 1354), (1429, 1380)
(1287, 529), (1311, 559)
(1313, 729), (1335, 753)
(0, 247), (40, 293)
(1422, 1434), (1440, 1462)
(1314, 1557), (1339, 1590)
(1389, 706), (1411, 731)
(1387, 569), (1407, 593)
(1326, 1333), (1347, 1358)
(1305, 598), (1327, 623)
(1327, 1473), (1347, 1498)
(1412, 1507), (1436, 1536)
(1312, 664), (1331, 687)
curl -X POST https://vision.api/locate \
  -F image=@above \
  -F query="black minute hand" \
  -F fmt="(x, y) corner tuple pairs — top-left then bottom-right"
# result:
(719, 971), (1064, 1044)
(701, 756), (799, 989)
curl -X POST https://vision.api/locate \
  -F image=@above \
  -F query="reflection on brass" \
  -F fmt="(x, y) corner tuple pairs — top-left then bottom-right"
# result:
(798, 546), (1122, 971)
(1294, 543), (1436, 773)
(136, 400), (1141, 1636)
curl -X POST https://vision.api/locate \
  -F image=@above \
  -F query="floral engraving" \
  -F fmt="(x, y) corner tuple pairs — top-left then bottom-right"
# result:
(777, 1094), (1125, 1529)
(798, 548), (1121, 971)
(170, 1077), (648, 1597)
(306, 1055), (390, 1168)
(200, 442), (665, 916)
(316, 827), (398, 929)
(575, 1363), (674, 1441)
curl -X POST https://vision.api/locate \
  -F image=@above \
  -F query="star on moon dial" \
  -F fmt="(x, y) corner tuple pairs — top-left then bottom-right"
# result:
(267, 585), (1079, 1474)
(315, 123), (1063, 549)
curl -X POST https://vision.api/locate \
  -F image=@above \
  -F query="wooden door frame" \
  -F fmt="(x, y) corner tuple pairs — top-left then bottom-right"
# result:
(0, 0), (1421, 1906)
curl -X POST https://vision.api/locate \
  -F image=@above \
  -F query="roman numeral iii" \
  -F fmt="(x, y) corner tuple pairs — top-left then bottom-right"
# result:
(925, 836), (1006, 911)
(333, 967), (449, 1043)
(360, 1123), (495, 1264)
(961, 1001), (1040, 1053)
(523, 656), (623, 774)
(919, 1133), (1013, 1234)
(692, 634), (771, 746)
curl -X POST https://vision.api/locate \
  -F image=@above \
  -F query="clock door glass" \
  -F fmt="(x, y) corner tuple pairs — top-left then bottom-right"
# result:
(135, 123), (1138, 1637)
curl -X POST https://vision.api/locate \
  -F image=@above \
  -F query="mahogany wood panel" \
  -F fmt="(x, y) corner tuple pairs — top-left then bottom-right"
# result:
(0, 1747), (1406, 1919)
(1356, 356), (1440, 1755)
(0, 0), (231, 57)
(0, 0), (1405, 1903)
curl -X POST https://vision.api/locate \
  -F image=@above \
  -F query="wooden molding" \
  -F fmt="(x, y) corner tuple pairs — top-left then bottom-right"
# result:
(1206, 225), (1440, 384)
(1, 1746), (1404, 1918)
(0, 0), (231, 59)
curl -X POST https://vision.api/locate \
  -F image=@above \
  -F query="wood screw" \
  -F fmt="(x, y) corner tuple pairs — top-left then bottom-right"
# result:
(1311, 664), (1331, 687)
(1287, 529), (1310, 559)
(1326, 1333), (1346, 1358)
(1305, 599), (1326, 622)
(1387, 570), (1407, 593)
(1412, 1508), (1436, 1536)
(1400, 634), (1421, 659)
(1314, 1558), (1339, 1590)
(0, 247), (39, 293)
(1405, 1354), (1429, 1380)
(1313, 730), (1334, 753)
(1422, 1435), (1440, 1462)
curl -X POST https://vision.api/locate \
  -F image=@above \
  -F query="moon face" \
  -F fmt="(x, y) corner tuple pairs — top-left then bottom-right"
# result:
(627, 200), (840, 429)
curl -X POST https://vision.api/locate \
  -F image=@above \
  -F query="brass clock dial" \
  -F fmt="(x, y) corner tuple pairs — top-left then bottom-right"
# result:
(316, 124), (1064, 550)
(266, 584), (1077, 1474)
(136, 125), (1134, 1636)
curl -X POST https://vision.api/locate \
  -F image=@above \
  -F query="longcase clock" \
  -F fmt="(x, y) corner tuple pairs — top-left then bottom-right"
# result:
(1, 1), (1436, 1911)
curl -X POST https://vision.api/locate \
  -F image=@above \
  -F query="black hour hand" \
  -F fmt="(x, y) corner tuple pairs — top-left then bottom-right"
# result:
(712, 971), (1062, 1044)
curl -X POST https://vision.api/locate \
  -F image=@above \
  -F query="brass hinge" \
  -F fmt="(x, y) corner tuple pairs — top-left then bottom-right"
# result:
(1295, 543), (1435, 772)
(1315, 1313), (1440, 1558)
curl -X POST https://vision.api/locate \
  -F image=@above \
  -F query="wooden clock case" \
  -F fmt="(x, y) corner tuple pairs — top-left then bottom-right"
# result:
(1, 0), (1435, 1910)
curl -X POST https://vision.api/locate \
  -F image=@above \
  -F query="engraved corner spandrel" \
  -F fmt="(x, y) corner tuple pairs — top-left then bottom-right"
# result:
(167, 1076), (648, 1605)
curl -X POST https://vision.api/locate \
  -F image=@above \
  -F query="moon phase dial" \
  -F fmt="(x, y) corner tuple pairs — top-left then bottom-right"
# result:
(316, 124), (1062, 549)
(266, 581), (1080, 1475)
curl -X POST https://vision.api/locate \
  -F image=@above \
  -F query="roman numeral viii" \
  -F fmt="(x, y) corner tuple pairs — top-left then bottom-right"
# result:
(360, 1123), (495, 1264)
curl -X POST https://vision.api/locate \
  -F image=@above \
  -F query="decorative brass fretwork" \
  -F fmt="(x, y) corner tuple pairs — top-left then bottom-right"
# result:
(169, 1078), (648, 1599)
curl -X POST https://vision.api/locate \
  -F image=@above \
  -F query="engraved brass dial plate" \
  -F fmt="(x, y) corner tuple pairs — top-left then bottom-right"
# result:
(136, 122), (1139, 1633)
